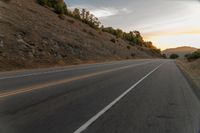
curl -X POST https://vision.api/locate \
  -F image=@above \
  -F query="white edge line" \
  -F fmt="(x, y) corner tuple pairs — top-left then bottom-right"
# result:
(73, 61), (167, 133)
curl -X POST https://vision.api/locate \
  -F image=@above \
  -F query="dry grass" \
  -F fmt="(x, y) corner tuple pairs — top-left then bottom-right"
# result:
(177, 59), (200, 88)
(0, 0), (161, 71)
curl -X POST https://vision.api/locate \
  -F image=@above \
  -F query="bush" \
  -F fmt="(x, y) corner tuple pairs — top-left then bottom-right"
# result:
(110, 38), (116, 43)
(37, 0), (67, 15)
(58, 14), (65, 20)
(170, 54), (179, 59)
(185, 50), (200, 61)
(127, 45), (131, 50)
(54, 3), (62, 13)
(37, 0), (48, 6)
(68, 19), (75, 24)
(131, 53), (135, 57)
(162, 54), (167, 59)
(54, 3), (67, 14)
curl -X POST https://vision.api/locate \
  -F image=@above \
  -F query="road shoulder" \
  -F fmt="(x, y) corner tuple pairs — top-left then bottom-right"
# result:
(176, 60), (200, 101)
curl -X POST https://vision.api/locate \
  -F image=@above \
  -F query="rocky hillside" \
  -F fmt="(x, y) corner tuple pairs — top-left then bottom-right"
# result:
(163, 46), (198, 58)
(0, 0), (161, 71)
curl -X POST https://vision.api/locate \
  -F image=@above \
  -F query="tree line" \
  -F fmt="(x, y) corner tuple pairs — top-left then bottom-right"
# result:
(168, 49), (200, 60)
(37, 0), (68, 14)
(102, 27), (161, 53)
(37, 0), (101, 29)
(37, 0), (161, 54)
(68, 8), (101, 29)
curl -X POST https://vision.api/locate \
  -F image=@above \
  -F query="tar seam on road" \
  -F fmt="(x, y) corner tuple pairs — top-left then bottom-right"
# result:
(73, 61), (167, 133)
(0, 61), (155, 98)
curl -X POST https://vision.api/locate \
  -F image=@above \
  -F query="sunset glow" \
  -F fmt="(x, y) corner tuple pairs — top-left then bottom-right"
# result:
(67, 0), (200, 49)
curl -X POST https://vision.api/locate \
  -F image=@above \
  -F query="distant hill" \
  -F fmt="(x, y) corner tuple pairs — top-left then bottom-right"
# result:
(162, 46), (198, 58)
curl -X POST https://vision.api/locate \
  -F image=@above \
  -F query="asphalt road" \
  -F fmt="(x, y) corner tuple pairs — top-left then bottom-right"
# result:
(0, 59), (200, 133)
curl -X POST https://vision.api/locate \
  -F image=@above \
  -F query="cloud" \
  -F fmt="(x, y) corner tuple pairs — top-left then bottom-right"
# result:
(90, 8), (118, 18)
(66, 0), (200, 49)
(91, 7), (132, 18)
(68, 3), (132, 18)
(121, 8), (132, 13)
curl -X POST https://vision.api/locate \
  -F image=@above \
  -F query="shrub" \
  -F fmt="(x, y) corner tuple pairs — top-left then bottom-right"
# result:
(102, 27), (160, 53)
(58, 14), (65, 20)
(131, 53), (135, 57)
(185, 50), (200, 61)
(88, 31), (95, 37)
(68, 19), (75, 24)
(127, 45), (131, 50)
(162, 54), (167, 59)
(37, 0), (67, 15)
(54, 3), (67, 14)
(110, 38), (116, 43)
(151, 48), (161, 54)
(170, 54), (179, 59)
(37, 0), (48, 6)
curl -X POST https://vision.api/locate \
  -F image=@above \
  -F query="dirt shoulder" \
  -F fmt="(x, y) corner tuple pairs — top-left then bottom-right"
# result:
(177, 59), (200, 89)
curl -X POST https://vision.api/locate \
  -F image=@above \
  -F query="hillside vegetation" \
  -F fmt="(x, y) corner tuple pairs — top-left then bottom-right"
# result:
(177, 58), (200, 88)
(0, 0), (162, 71)
(185, 50), (200, 61)
(163, 46), (197, 58)
(177, 49), (200, 88)
(37, 0), (161, 52)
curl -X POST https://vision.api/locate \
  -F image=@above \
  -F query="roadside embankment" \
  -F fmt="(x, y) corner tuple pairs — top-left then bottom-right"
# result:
(177, 59), (200, 89)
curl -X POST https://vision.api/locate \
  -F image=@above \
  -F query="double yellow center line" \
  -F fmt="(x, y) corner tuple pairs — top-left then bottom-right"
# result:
(0, 61), (155, 98)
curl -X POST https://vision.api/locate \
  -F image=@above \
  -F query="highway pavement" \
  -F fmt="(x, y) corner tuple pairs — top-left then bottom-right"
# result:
(0, 59), (200, 133)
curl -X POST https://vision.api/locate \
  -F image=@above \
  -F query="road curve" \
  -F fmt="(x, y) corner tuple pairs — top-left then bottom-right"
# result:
(0, 59), (200, 133)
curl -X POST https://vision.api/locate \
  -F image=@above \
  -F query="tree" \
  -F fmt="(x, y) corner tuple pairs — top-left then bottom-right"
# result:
(54, 2), (67, 14)
(170, 54), (179, 59)
(37, 0), (68, 15)
(115, 29), (123, 38)
(89, 14), (94, 23)
(37, 0), (48, 6)
(122, 31), (137, 44)
(185, 50), (200, 61)
(85, 11), (90, 21)
(144, 41), (155, 49)
(93, 17), (101, 28)
(133, 31), (144, 46)
(73, 8), (81, 19)
(81, 9), (86, 20)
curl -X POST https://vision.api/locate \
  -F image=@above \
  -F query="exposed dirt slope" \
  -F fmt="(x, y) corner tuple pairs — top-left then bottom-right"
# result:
(0, 0), (161, 71)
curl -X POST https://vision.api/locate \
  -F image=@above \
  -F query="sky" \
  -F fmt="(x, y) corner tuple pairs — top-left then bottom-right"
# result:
(65, 0), (200, 50)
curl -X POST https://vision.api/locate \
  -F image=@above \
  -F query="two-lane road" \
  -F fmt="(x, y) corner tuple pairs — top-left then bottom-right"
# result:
(0, 59), (200, 133)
